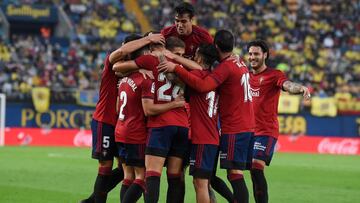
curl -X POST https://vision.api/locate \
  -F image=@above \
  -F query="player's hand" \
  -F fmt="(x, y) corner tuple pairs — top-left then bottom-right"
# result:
(228, 53), (239, 61)
(139, 69), (154, 79)
(300, 86), (311, 100)
(157, 61), (177, 72)
(163, 49), (176, 60)
(147, 33), (165, 46)
(174, 93), (185, 107)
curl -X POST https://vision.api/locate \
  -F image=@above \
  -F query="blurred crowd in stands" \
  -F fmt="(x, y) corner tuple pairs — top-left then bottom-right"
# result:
(0, 0), (140, 102)
(141, 0), (360, 100)
(0, 0), (359, 105)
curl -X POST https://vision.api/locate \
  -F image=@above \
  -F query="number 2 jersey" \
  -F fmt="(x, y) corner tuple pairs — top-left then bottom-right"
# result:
(115, 72), (154, 144)
(135, 54), (188, 128)
(188, 69), (219, 145)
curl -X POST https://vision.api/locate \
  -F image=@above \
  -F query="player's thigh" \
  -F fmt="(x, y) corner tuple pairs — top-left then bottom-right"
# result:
(146, 126), (177, 157)
(252, 135), (277, 167)
(219, 132), (253, 170)
(169, 126), (189, 159)
(91, 119), (117, 161)
(189, 144), (218, 179)
(124, 143), (146, 168)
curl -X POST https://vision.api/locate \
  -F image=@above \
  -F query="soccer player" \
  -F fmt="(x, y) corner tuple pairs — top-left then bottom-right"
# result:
(81, 33), (165, 203)
(161, 2), (213, 59)
(187, 43), (220, 203)
(115, 71), (185, 203)
(112, 36), (200, 203)
(158, 30), (255, 203)
(247, 39), (310, 203)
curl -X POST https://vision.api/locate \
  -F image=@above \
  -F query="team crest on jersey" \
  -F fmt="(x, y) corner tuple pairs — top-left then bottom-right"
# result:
(250, 87), (260, 97)
(259, 77), (264, 85)
(102, 150), (108, 157)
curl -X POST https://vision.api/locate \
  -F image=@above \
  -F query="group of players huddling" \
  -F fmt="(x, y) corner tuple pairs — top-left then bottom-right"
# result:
(81, 2), (311, 203)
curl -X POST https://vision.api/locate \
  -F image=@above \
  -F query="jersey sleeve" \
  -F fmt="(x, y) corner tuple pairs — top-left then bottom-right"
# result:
(208, 63), (231, 85)
(141, 79), (154, 99)
(175, 66), (219, 92)
(135, 55), (157, 71)
(275, 70), (288, 88)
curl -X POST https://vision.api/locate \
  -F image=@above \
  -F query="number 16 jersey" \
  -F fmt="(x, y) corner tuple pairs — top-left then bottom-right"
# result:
(135, 54), (188, 128)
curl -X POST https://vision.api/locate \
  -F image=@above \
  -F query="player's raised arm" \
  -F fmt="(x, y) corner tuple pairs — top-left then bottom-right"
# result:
(158, 61), (226, 93)
(163, 49), (203, 70)
(282, 81), (311, 100)
(112, 60), (139, 73)
(142, 97), (185, 116)
(109, 34), (165, 64)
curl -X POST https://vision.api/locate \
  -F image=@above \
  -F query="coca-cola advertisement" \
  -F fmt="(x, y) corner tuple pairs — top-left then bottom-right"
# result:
(277, 135), (360, 155)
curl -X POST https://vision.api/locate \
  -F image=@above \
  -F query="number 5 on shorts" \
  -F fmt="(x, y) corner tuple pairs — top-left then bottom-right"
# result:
(103, 136), (110, 148)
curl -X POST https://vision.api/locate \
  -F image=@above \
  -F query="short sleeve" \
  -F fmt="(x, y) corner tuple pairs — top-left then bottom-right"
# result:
(134, 55), (158, 71)
(275, 70), (288, 88)
(141, 79), (154, 99)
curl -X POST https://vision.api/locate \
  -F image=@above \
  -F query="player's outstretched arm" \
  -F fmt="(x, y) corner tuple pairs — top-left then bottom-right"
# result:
(141, 97), (185, 116)
(282, 81), (311, 100)
(158, 61), (218, 92)
(163, 50), (203, 70)
(109, 34), (165, 64)
(112, 60), (139, 74)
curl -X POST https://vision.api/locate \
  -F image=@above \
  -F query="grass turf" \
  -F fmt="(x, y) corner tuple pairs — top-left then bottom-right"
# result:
(0, 147), (359, 203)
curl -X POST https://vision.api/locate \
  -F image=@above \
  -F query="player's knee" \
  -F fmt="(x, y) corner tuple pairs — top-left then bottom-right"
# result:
(193, 179), (208, 191)
(134, 167), (145, 180)
(252, 160), (265, 171)
(98, 160), (113, 168)
(123, 165), (135, 180)
(145, 155), (165, 173)
(166, 156), (183, 174)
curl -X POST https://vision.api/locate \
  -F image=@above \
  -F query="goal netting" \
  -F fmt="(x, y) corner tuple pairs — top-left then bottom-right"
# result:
(0, 93), (6, 146)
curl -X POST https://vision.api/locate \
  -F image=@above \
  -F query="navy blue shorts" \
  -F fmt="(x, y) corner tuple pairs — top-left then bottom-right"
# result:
(219, 132), (253, 170)
(91, 119), (117, 161)
(189, 144), (218, 179)
(246, 135), (277, 168)
(124, 143), (146, 167)
(116, 142), (126, 163)
(146, 126), (189, 159)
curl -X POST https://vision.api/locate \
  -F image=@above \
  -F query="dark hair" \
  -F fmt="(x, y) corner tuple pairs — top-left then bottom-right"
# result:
(197, 43), (219, 67)
(214, 30), (234, 52)
(174, 2), (195, 18)
(124, 34), (142, 44)
(165, 36), (185, 51)
(247, 39), (269, 60)
(130, 46), (149, 60)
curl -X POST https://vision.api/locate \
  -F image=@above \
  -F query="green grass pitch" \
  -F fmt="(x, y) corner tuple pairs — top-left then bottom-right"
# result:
(1, 147), (360, 203)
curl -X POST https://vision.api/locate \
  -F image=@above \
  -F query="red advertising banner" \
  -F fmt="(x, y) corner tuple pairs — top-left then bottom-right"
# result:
(4, 127), (92, 147)
(277, 135), (360, 155)
(4, 128), (360, 155)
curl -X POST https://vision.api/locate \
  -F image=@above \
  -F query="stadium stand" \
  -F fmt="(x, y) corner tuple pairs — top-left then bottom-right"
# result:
(140, 0), (360, 99)
(0, 0), (141, 102)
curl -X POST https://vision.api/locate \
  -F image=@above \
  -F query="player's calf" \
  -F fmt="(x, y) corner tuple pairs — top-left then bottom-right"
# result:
(250, 160), (268, 203)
